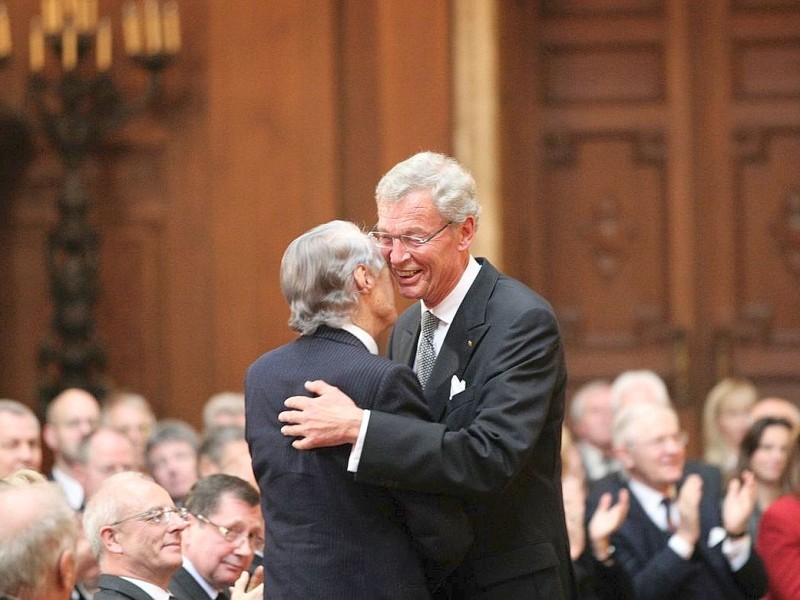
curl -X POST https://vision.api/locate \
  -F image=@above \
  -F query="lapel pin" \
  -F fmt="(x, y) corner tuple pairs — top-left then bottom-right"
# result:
(467, 340), (473, 348)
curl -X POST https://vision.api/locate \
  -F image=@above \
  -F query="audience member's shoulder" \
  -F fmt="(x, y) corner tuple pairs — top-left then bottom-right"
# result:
(587, 471), (626, 502)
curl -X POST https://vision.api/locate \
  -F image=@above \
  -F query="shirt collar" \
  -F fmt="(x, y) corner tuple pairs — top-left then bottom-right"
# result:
(421, 256), (481, 324)
(182, 556), (220, 598)
(119, 576), (173, 600)
(341, 323), (379, 355)
(628, 478), (677, 528)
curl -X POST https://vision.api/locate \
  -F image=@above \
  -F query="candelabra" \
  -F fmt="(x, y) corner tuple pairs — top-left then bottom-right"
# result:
(0, 0), (180, 406)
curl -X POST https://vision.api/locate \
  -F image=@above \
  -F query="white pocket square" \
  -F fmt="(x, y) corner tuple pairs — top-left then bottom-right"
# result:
(450, 375), (466, 399)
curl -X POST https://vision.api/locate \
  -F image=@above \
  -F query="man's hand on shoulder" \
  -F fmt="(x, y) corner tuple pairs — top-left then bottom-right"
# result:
(279, 380), (364, 449)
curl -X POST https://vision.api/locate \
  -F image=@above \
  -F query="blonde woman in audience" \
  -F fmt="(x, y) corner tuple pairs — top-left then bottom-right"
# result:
(703, 377), (758, 479)
(737, 417), (794, 539)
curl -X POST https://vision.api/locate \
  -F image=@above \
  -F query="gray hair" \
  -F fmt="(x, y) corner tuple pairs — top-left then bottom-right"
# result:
(613, 402), (678, 449)
(145, 419), (200, 466)
(82, 471), (151, 559)
(281, 220), (385, 335)
(0, 399), (39, 427)
(101, 391), (156, 423)
(609, 369), (672, 412)
(203, 392), (245, 431)
(569, 379), (611, 424)
(199, 425), (246, 468)
(0, 482), (78, 598)
(375, 151), (481, 226)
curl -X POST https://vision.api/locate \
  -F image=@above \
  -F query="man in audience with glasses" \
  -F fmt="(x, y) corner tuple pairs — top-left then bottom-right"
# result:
(82, 471), (190, 599)
(589, 402), (767, 599)
(169, 474), (263, 600)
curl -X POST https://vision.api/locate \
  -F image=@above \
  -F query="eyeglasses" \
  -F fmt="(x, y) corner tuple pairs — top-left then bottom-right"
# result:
(637, 431), (689, 450)
(193, 513), (265, 548)
(367, 222), (452, 250)
(109, 506), (189, 527)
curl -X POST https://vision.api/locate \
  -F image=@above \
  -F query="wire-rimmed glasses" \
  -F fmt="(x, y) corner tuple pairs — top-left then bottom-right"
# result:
(109, 506), (189, 527)
(367, 222), (452, 250)
(193, 513), (265, 548)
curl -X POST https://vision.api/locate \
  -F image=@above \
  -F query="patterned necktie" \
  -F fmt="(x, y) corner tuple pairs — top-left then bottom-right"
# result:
(415, 310), (439, 388)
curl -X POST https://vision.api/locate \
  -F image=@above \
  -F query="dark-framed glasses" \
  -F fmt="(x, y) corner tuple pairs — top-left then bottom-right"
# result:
(109, 506), (189, 527)
(193, 513), (265, 548)
(367, 222), (452, 250)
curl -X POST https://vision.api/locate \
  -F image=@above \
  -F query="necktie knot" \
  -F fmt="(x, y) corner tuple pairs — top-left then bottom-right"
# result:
(415, 311), (439, 388)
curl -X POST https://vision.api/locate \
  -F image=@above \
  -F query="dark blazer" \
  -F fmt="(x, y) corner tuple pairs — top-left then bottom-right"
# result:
(169, 566), (225, 600)
(245, 326), (472, 600)
(93, 575), (160, 600)
(356, 259), (574, 600)
(588, 473), (767, 600)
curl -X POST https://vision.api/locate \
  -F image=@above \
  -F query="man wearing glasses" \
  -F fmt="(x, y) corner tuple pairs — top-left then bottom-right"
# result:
(278, 152), (574, 599)
(82, 471), (190, 599)
(169, 474), (263, 600)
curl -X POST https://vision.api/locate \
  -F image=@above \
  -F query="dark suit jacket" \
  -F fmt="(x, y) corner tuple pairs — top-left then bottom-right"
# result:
(93, 575), (160, 600)
(245, 326), (472, 600)
(588, 472), (767, 600)
(169, 566), (226, 600)
(356, 259), (574, 600)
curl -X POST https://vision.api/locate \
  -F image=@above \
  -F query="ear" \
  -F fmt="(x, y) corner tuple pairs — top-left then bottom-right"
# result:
(42, 423), (58, 451)
(615, 444), (636, 471)
(100, 525), (124, 555)
(353, 265), (373, 294)
(455, 215), (477, 251)
(57, 547), (77, 592)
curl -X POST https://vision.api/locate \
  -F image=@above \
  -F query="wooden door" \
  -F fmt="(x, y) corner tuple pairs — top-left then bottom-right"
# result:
(497, 0), (800, 449)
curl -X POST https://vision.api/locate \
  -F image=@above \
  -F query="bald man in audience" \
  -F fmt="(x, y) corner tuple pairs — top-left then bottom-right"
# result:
(44, 388), (101, 510)
(102, 392), (156, 469)
(0, 399), (42, 477)
(76, 427), (140, 500)
(750, 396), (800, 430)
(0, 480), (79, 600)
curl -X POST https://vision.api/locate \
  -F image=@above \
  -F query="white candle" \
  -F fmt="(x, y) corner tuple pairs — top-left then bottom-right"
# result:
(30, 17), (45, 72)
(123, 2), (142, 56)
(144, 0), (161, 55)
(62, 22), (77, 70)
(162, 1), (180, 54)
(0, 5), (11, 59)
(96, 17), (111, 71)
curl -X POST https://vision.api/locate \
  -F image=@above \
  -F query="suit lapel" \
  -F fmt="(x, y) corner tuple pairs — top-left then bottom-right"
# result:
(97, 575), (159, 600)
(424, 259), (499, 420)
(169, 567), (214, 600)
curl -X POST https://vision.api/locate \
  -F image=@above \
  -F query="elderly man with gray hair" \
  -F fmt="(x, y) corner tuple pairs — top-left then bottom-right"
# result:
(245, 220), (471, 598)
(0, 480), (79, 600)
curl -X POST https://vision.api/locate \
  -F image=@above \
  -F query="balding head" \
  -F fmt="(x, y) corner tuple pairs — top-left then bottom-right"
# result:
(44, 389), (100, 467)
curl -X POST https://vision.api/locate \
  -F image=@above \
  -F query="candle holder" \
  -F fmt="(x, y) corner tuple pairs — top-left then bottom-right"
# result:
(2, 0), (180, 407)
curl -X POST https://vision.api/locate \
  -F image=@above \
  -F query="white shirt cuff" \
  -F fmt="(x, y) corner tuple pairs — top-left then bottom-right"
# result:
(347, 409), (370, 473)
(722, 534), (751, 571)
(668, 534), (694, 560)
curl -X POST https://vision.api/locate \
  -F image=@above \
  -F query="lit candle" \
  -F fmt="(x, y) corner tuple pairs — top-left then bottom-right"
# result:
(96, 16), (111, 71)
(162, 1), (180, 54)
(0, 4), (11, 59)
(29, 17), (45, 72)
(144, 0), (161, 55)
(62, 22), (77, 70)
(42, 0), (63, 35)
(77, 0), (97, 33)
(123, 2), (142, 56)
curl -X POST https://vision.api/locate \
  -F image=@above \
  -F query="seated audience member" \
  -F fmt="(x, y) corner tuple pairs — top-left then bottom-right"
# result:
(757, 431), (800, 599)
(0, 480), (79, 600)
(82, 471), (189, 599)
(169, 474), (263, 600)
(737, 417), (793, 539)
(146, 419), (200, 506)
(561, 428), (632, 600)
(750, 397), (800, 431)
(589, 402), (767, 599)
(703, 378), (758, 479)
(44, 388), (101, 510)
(101, 392), (156, 469)
(75, 427), (139, 501)
(570, 380), (620, 482)
(246, 220), (473, 598)
(0, 399), (42, 477)
(198, 425), (257, 490)
(203, 392), (246, 433)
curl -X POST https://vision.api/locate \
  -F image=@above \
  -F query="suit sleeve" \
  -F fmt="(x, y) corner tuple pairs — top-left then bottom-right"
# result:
(358, 303), (565, 497)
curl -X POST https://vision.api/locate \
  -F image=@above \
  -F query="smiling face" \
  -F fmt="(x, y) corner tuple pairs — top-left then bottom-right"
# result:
(617, 407), (686, 494)
(183, 492), (263, 589)
(750, 423), (792, 485)
(376, 190), (475, 308)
